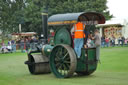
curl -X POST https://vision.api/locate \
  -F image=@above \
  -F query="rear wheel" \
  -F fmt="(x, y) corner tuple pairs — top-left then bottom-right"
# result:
(50, 44), (77, 78)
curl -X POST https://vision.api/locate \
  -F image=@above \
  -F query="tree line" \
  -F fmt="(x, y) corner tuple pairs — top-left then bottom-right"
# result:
(0, 0), (113, 36)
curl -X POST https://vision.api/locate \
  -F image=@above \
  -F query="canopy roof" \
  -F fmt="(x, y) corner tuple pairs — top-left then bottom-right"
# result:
(12, 32), (36, 36)
(48, 12), (105, 26)
(96, 24), (123, 28)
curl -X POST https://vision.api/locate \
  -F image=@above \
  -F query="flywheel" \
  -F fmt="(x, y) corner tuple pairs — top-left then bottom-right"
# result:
(54, 28), (72, 46)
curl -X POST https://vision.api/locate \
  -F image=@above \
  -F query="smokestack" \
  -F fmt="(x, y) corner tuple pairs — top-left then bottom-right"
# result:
(42, 7), (48, 44)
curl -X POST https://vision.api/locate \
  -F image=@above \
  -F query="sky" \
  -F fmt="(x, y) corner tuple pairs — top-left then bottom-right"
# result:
(107, 0), (128, 20)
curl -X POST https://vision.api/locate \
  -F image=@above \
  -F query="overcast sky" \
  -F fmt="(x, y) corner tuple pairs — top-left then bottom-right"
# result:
(107, 0), (128, 19)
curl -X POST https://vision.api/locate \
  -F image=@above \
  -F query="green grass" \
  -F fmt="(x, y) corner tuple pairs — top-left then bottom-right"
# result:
(0, 47), (128, 85)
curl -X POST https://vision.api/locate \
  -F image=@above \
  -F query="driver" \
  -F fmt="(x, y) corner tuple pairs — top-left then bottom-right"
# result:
(71, 20), (86, 59)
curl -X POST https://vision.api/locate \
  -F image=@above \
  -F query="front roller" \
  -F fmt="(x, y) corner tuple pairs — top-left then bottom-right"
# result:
(50, 44), (77, 78)
(25, 53), (51, 74)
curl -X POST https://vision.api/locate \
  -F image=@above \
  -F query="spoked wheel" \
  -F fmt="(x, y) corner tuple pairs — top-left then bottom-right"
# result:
(50, 44), (77, 78)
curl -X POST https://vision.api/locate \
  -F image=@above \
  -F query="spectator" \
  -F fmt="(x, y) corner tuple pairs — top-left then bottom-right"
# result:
(105, 37), (109, 47)
(1, 40), (5, 48)
(127, 38), (128, 44)
(87, 34), (95, 48)
(121, 36), (125, 46)
(124, 38), (127, 46)
(11, 39), (16, 52)
(30, 37), (34, 50)
(91, 29), (101, 61)
(111, 35), (115, 47)
(0, 40), (6, 53)
(30, 37), (33, 49)
(118, 37), (121, 46)
(127, 38), (128, 46)
(30, 36), (38, 51)
(20, 38), (25, 53)
(125, 38), (128, 46)
(25, 38), (30, 52)
(101, 36), (105, 48)
(7, 39), (12, 52)
(115, 38), (118, 46)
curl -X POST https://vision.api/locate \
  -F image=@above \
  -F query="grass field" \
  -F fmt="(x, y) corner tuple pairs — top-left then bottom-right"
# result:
(0, 47), (128, 85)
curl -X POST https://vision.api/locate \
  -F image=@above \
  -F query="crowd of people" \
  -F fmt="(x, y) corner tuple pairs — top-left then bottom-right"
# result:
(101, 36), (128, 47)
(0, 36), (38, 53)
(0, 39), (16, 53)
(19, 36), (38, 53)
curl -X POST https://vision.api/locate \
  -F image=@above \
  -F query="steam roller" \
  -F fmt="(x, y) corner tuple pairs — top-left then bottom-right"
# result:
(25, 12), (105, 78)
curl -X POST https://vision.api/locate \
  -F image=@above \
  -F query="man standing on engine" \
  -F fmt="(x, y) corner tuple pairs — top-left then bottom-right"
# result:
(71, 20), (85, 59)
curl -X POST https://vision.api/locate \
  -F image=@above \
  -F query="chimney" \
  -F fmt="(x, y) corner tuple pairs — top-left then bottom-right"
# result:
(42, 7), (48, 44)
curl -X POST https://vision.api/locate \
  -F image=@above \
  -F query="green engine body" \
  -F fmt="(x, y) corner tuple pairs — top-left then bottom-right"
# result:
(25, 12), (105, 78)
(25, 26), (97, 78)
(76, 48), (97, 74)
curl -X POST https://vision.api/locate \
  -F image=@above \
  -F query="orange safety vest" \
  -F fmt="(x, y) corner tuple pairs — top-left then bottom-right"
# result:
(74, 22), (85, 38)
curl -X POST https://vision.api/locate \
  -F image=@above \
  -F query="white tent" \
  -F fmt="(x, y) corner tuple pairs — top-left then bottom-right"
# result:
(97, 18), (128, 38)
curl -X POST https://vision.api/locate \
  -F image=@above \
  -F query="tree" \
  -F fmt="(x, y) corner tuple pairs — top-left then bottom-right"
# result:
(48, 0), (112, 20)
(0, 0), (26, 34)
(23, 0), (44, 36)
(0, 0), (112, 35)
